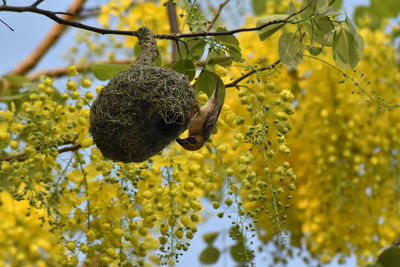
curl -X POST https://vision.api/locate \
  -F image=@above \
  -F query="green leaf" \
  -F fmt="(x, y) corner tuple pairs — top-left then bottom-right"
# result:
(316, 0), (329, 14)
(91, 64), (130, 81)
(0, 80), (31, 109)
(333, 28), (362, 69)
(303, 17), (334, 46)
(393, 28), (400, 39)
(215, 27), (243, 62)
(299, 1), (317, 19)
(288, 2), (296, 14)
(177, 38), (206, 60)
(0, 93), (26, 102)
(0, 173), (11, 191)
(194, 70), (226, 104)
(206, 49), (232, 67)
(345, 15), (357, 39)
(256, 14), (287, 41)
(377, 247), (400, 267)
(215, 28), (239, 47)
(354, 6), (381, 30)
(2, 74), (30, 89)
(323, 9), (342, 17)
(223, 43), (243, 62)
(171, 59), (196, 81)
(306, 45), (323, 56)
(330, 0), (343, 9)
(371, 0), (400, 18)
(230, 242), (254, 263)
(278, 32), (304, 66)
(252, 0), (267, 16)
(202, 232), (219, 245)
(199, 246), (220, 265)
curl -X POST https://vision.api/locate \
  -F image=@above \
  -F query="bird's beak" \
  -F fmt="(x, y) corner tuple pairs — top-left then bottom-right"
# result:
(176, 137), (201, 151)
(176, 137), (197, 146)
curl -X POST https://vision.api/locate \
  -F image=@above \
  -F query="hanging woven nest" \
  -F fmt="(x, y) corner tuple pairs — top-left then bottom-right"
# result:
(90, 27), (197, 162)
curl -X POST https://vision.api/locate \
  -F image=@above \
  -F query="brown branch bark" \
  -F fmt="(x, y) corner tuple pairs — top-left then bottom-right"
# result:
(167, 2), (179, 61)
(31, 0), (45, 7)
(11, 0), (87, 76)
(0, 0), (314, 40)
(0, 143), (81, 162)
(0, 4), (137, 39)
(225, 60), (281, 88)
(206, 0), (230, 31)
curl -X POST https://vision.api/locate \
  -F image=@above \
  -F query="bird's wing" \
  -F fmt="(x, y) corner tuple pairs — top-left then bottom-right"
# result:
(202, 102), (223, 141)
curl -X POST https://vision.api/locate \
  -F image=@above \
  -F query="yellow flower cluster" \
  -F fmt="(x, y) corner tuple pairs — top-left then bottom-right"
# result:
(282, 26), (400, 265)
(0, 191), (63, 266)
(220, 16), (400, 265)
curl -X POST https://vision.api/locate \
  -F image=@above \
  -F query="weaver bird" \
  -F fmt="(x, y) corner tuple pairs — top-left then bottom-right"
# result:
(176, 83), (223, 151)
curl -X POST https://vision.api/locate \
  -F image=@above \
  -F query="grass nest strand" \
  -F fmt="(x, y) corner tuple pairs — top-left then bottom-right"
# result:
(90, 27), (197, 162)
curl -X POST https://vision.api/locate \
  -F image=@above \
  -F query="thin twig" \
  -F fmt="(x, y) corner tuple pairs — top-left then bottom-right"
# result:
(206, 0), (230, 31)
(31, 0), (45, 7)
(11, 0), (87, 76)
(53, 11), (74, 16)
(0, 0), (314, 40)
(57, 143), (81, 154)
(0, 143), (81, 162)
(0, 18), (13, 31)
(225, 60), (281, 88)
(0, 4), (136, 37)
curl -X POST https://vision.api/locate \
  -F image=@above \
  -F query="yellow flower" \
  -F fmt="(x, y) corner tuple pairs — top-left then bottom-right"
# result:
(81, 78), (92, 88)
(67, 65), (78, 76)
(66, 169), (83, 184)
(215, 65), (228, 77)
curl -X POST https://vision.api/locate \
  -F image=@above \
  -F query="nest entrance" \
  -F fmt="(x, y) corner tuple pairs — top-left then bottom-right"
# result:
(89, 28), (197, 162)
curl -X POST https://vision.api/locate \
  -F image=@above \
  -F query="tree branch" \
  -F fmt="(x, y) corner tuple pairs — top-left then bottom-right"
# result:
(167, 1), (179, 61)
(0, 4), (137, 38)
(0, 0), (314, 40)
(225, 60), (281, 88)
(0, 143), (81, 162)
(31, 0), (45, 7)
(11, 0), (87, 76)
(206, 0), (230, 31)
